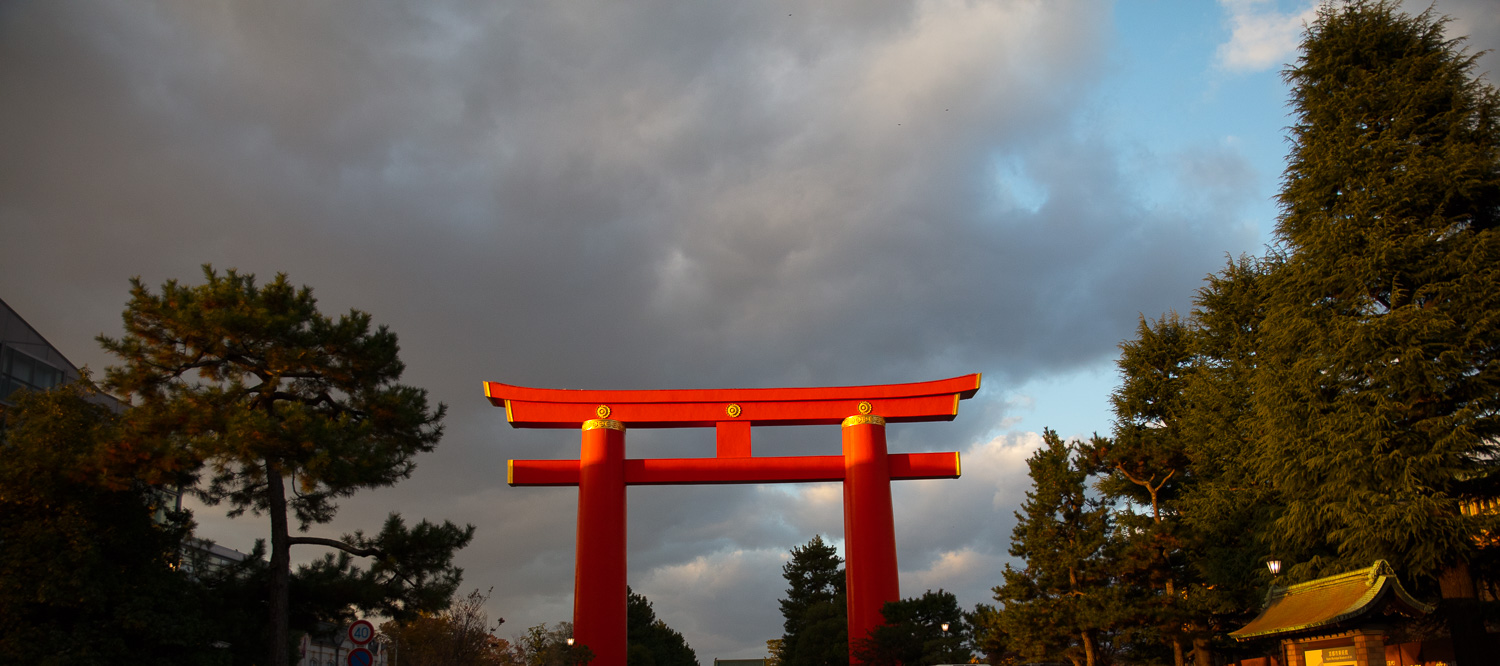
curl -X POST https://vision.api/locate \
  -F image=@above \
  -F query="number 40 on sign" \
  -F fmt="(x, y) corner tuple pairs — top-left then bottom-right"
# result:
(347, 619), (374, 645)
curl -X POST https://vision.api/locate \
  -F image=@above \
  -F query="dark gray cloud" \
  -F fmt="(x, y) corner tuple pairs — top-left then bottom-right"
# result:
(1409, 0), (1500, 78)
(6, 0), (1490, 658)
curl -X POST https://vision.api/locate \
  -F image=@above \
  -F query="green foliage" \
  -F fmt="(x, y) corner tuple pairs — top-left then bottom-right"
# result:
(1177, 257), (1276, 544)
(0, 382), (222, 664)
(852, 589), (972, 666)
(1247, 3), (1500, 660)
(1084, 259), (1291, 665)
(1174, 258), (1280, 659)
(189, 541), (276, 665)
(987, 430), (1114, 666)
(766, 638), (784, 666)
(967, 604), (1014, 665)
(509, 622), (594, 666)
(1087, 313), (1198, 662)
(1088, 312), (1210, 665)
(98, 266), (469, 666)
(778, 535), (849, 666)
(627, 587), (699, 666)
(379, 588), (512, 666)
(985, 3), (1500, 662)
(1098, 313), (1192, 517)
(296, 514), (475, 623)
(99, 266), (448, 528)
(1257, 0), (1500, 585)
(1016, 3), (1500, 662)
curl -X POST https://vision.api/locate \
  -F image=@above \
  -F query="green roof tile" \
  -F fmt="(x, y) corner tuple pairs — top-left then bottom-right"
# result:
(1229, 560), (1434, 641)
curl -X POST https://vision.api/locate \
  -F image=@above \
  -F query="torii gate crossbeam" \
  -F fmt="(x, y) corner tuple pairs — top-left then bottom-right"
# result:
(486, 374), (980, 665)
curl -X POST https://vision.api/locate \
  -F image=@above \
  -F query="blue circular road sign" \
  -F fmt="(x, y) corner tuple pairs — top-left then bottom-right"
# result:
(347, 648), (373, 666)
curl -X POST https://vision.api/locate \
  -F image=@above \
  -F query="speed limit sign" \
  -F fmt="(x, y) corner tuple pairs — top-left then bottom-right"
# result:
(348, 619), (375, 645)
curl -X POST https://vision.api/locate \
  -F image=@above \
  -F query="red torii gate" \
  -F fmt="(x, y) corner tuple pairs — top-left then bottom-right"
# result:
(485, 374), (980, 665)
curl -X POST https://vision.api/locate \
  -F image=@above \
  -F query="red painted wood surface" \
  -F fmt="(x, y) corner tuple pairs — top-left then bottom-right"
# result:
(489, 375), (979, 666)
(485, 374), (981, 428)
(574, 425), (627, 663)
(842, 419), (901, 664)
(715, 421), (752, 457)
(507, 452), (962, 486)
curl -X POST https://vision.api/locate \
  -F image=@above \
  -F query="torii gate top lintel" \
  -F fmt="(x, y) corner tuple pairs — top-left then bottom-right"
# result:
(484, 373), (981, 429)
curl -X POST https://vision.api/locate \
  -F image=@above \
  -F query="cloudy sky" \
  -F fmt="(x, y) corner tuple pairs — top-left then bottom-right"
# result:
(3, 0), (1496, 659)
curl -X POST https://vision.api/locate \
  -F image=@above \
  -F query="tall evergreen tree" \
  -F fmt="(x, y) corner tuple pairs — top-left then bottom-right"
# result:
(99, 267), (475, 666)
(778, 535), (848, 666)
(1174, 257), (1281, 666)
(627, 587), (699, 666)
(1179, 258), (1273, 523)
(1088, 314), (1198, 666)
(852, 589), (972, 666)
(1098, 313), (1193, 525)
(1103, 263), (1281, 666)
(988, 430), (1114, 666)
(1254, 1), (1500, 662)
(1081, 266), (1278, 665)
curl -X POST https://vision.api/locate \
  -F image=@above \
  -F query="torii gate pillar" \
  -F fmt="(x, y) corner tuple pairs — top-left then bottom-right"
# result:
(488, 374), (980, 665)
(575, 419), (628, 661)
(842, 415), (900, 650)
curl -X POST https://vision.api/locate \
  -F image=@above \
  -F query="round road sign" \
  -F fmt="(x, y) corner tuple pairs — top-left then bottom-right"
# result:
(347, 647), (373, 666)
(348, 619), (375, 645)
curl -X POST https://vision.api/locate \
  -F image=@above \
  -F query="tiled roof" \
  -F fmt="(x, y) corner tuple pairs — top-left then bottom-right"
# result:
(1229, 560), (1434, 641)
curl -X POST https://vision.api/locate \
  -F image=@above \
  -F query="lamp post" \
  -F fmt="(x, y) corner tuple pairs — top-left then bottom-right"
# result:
(1265, 559), (1282, 575)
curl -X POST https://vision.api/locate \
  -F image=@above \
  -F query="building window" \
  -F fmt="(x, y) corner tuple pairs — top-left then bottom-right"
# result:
(0, 344), (66, 403)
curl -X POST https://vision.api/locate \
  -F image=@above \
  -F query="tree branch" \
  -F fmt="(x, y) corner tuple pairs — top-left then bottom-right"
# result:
(287, 536), (384, 558)
(1115, 465), (1155, 489)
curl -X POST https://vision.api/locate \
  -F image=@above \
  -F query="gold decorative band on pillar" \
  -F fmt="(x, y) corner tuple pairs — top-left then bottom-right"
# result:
(582, 419), (626, 431)
(842, 414), (886, 428)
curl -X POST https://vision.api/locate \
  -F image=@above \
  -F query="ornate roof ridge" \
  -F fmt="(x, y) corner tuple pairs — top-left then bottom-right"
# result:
(1275, 560), (1391, 595)
(1230, 560), (1433, 641)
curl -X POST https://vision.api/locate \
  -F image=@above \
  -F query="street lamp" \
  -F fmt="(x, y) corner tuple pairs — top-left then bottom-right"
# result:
(566, 638), (575, 647)
(1265, 559), (1282, 575)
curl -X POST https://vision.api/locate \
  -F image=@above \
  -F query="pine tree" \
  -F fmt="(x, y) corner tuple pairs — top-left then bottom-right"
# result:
(1097, 261), (1281, 666)
(99, 267), (475, 666)
(1255, 1), (1500, 662)
(1174, 257), (1281, 666)
(851, 589), (972, 666)
(1097, 268), (1287, 664)
(627, 587), (699, 666)
(1100, 313), (1193, 526)
(987, 430), (1114, 666)
(1088, 314), (1197, 666)
(778, 535), (848, 666)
